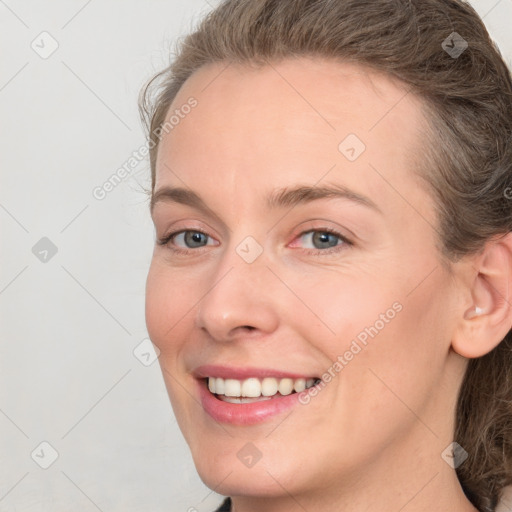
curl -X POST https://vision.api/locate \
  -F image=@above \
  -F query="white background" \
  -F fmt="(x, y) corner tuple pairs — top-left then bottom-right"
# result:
(1, 1), (511, 511)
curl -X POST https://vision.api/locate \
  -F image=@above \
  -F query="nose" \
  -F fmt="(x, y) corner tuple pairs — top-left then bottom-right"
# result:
(194, 244), (280, 342)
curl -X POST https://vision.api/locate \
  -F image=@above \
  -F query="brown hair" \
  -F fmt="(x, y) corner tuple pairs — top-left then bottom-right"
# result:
(139, 1), (512, 510)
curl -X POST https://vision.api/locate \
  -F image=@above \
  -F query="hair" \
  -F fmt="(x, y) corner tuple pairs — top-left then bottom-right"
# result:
(139, 1), (512, 510)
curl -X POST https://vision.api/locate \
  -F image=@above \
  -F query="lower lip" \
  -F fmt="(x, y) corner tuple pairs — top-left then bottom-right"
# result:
(197, 379), (308, 425)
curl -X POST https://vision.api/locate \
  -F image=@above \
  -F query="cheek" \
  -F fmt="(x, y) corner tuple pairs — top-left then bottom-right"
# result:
(145, 262), (192, 356)
(285, 267), (399, 355)
(337, 274), (451, 437)
(289, 262), (449, 410)
(145, 264), (197, 430)
(145, 266), (167, 348)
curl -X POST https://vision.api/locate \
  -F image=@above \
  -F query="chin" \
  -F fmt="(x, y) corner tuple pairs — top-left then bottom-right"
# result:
(196, 465), (296, 498)
(190, 441), (312, 499)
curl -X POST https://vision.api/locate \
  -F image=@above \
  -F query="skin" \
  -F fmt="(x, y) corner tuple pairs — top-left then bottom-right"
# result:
(146, 57), (512, 512)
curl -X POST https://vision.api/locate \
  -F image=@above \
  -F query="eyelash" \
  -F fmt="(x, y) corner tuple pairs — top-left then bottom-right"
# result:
(157, 227), (353, 256)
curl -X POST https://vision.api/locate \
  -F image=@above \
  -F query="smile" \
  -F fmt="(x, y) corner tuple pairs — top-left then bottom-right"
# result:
(207, 376), (320, 403)
(192, 365), (324, 424)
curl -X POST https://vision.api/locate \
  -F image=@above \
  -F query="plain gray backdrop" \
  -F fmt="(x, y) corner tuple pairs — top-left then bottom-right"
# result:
(1, 1), (511, 511)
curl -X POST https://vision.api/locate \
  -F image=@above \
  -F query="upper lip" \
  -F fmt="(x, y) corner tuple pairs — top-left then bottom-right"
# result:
(193, 364), (318, 380)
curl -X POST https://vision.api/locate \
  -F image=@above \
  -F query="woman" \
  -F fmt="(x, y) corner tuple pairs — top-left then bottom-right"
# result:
(140, 1), (512, 511)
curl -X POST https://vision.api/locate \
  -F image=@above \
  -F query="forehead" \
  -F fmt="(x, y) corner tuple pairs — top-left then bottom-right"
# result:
(154, 57), (431, 221)
(166, 57), (424, 133)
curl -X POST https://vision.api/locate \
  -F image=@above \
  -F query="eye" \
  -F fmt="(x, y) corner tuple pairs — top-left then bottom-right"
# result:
(158, 229), (217, 253)
(175, 230), (210, 248)
(157, 227), (353, 256)
(291, 228), (352, 255)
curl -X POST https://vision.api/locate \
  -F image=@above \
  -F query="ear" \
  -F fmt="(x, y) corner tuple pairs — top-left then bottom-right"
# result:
(451, 232), (512, 359)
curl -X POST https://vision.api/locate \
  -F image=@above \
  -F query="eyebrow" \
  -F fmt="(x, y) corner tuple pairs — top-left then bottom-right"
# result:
(150, 183), (382, 217)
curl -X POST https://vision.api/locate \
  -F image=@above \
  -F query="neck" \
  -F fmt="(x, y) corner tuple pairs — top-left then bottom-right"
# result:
(231, 469), (478, 512)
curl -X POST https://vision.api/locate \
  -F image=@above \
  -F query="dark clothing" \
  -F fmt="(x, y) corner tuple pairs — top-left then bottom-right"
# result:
(213, 497), (231, 511)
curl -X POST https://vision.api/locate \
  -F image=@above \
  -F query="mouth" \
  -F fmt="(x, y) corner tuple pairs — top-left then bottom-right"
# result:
(193, 364), (324, 424)
(205, 376), (322, 404)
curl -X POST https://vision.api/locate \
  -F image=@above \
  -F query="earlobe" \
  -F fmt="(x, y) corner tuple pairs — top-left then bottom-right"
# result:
(452, 233), (512, 359)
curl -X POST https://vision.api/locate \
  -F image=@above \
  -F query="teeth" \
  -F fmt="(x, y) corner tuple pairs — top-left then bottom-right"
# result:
(207, 376), (319, 398)
(224, 379), (241, 397)
(278, 378), (294, 396)
(220, 395), (273, 404)
(215, 377), (224, 395)
(261, 377), (278, 396)
(241, 378), (261, 397)
(294, 378), (306, 392)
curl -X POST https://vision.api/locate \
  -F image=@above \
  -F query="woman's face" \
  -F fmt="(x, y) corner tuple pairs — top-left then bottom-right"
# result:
(146, 58), (468, 501)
